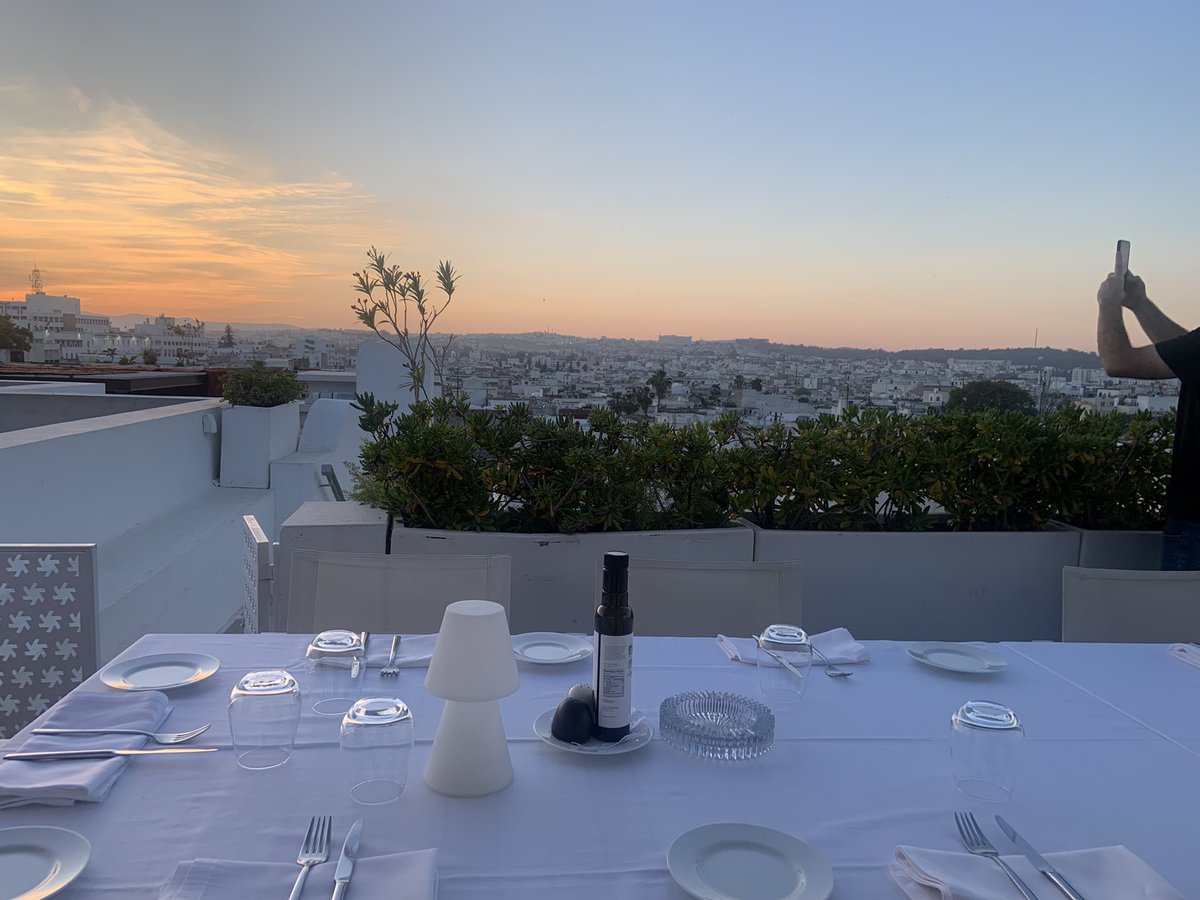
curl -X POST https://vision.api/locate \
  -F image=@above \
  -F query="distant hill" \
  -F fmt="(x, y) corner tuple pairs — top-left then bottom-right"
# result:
(778, 344), (1101, 369)
(110, 314), (310, 331)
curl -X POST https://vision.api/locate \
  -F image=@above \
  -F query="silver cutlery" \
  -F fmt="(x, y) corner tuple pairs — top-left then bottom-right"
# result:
(996, 815), (1087, 900)
(288, 815), (331, 900)
(33, 723), (212, 745)
(809, 644), (852, 678)
(954, 811), (1038, 900)
(332, 818), (363, 900)
(352, 631), (370, 679)
(4, 747), (218, 761)
(752, 635), (810, 683)
(381, 635), (402, 677)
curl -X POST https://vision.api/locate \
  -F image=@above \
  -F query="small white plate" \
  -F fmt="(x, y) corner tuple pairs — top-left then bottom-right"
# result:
(533, 708), (652, 755)
(512, 633), (592, 664)
(668, 823), (834, 900)
(99, 652), (221, 691)
(0, 825), (91, 900)
(907, 642), (1007, 674)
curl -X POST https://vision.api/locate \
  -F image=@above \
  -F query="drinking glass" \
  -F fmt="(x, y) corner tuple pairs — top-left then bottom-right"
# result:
(951, 700), (1023, 801)
(757, 624), (812, 703)
(304, 630), (364, 717)
(340, 697), (414, 804)
(228, 670), (301, 770)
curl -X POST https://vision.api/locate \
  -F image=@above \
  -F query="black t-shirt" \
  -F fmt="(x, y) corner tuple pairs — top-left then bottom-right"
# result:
(1155, 327), (1200, 520)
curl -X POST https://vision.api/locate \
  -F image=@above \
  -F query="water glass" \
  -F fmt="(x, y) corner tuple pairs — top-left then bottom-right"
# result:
(304, 630), (364, 717)
(951, 700), (1023, 801)
(340, 697), (414, 804)
(757, 624), (812, 703)
(228, 670), (301, 770)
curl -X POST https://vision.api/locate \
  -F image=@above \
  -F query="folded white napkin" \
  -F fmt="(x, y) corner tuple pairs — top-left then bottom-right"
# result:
(891, 844), (1183, 900)
(0, 689), (171, 809)
(1168, 643), (1200, 670)
(364, 634), (437, 668)
(717, 628), (869, 666)
(161, 849), (437, 900)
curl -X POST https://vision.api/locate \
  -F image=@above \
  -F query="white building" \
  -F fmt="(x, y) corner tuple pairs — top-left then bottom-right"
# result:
(0, 291), (111, 335)
(132, 316), (215, 362)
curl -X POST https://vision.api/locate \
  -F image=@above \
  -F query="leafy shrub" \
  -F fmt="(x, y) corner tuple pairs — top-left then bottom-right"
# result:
(222, 363), (305, 407)
(352, 398), (1173, 533)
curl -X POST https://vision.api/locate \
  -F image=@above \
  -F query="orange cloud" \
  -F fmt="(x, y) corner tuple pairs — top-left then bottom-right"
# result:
(0, 98), (389, 322)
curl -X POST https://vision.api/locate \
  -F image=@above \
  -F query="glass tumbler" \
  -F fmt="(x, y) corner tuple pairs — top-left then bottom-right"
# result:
(340, 697), (414, 804)
(951, 700), (1023, 801)
(757, 624), (812, 703)
(304, 630), (364, 716)
(228, 670), (301, 770)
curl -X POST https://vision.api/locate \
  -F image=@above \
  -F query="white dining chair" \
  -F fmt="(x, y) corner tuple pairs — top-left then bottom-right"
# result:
(1062, 566), (1200, 642)
(241, 515), (276, 635)
(597, 558), (802, 637)
(0, 544), (99, 740)
(286, 550), (512, 634)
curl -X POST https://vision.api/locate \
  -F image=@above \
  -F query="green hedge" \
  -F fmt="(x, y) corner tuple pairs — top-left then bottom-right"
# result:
(351, 396), (1173, 534)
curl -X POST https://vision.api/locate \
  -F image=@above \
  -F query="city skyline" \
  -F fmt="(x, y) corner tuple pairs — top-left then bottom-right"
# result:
(2, 1), (1198, 351)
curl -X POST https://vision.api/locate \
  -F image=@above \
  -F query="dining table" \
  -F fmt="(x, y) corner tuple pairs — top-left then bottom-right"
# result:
(2, 632), (1196, 898)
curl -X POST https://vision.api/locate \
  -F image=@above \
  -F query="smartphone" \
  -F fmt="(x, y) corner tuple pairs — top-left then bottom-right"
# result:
(1115, 240), (1131, 277)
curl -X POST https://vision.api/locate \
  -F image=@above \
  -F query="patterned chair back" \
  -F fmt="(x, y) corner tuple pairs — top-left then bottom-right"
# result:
(0, 545), (99, 739)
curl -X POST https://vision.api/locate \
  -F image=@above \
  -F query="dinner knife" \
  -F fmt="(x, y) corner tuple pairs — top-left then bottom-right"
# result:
(331, 817), (363, 900)
(995, 816), (1086, 900)
(4, 748), (218, 761)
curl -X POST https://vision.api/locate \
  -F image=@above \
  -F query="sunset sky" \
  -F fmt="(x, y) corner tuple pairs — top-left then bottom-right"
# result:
(1, 1), (1197, 350)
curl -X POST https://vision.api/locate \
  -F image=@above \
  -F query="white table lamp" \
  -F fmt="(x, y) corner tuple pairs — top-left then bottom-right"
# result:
(424, 599), (520, 796)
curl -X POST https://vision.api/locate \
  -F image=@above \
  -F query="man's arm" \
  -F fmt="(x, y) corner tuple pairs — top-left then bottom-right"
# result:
(1096, 274), (1177, 379)
(1122, 274), (1188, 343)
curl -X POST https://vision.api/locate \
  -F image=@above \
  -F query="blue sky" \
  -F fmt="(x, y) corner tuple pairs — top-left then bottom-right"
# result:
(1, 0), (1197, 349)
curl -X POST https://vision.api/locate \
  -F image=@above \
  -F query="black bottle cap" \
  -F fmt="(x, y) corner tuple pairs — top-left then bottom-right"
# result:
(602, 551), (628, 598)
(603, 551), (628, 571)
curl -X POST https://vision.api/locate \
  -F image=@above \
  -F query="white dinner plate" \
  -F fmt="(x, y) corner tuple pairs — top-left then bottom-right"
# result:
(668, 823), (834, 900)
(533, 708), (652, 755)
(907, 642), (1007, 674)
(512, 632), (592, 664)
(0, 826), (91, 900)
(99, 652), (221, 691)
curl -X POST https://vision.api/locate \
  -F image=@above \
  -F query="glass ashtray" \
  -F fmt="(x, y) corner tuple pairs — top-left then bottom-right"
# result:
(659, 690), (775, 761)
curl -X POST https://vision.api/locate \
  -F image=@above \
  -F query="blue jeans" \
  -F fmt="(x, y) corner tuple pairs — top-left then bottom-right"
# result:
(1161, 517), (1200, 571)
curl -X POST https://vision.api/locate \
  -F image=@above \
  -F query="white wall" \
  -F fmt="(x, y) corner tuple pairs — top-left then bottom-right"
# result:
(0, 380), (106, 395)
(355, 339), (437, 408)
(0, 400), (224, 544)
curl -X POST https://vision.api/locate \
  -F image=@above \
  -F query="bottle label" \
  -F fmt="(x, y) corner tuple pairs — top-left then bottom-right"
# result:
(593, 632), (633, 730)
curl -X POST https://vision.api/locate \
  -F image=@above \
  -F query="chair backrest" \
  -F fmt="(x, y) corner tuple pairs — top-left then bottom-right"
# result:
(0, 544), (99, 739)
(1062, 565), (1200, 642)
(287, 551), (512, 634)
(600, 558), (802, 637)
(242, 515), (275, 635)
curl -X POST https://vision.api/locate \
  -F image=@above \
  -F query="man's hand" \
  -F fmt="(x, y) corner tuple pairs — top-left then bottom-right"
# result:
(1097, 272), (1126, 308)
(1122, 273), (1147, 311)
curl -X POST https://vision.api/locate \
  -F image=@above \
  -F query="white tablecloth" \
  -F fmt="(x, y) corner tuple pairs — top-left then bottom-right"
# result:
(4, 635), (1196, 898)
(1005, 641), (1200, 758)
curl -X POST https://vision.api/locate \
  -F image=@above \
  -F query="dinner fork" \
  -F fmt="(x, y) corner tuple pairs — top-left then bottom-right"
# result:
(288, 815), (331, 900)
(954, 811), (1038, 900)
(809, 644), (852, 678)
(33, 724), (212, 745)
(380, 635), (402, 677)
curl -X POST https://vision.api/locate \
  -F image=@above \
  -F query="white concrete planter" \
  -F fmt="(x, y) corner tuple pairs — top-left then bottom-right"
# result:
(751, 528), (1082, 642)
(219, 402), (300, 489)
(389, 524), (755, 633)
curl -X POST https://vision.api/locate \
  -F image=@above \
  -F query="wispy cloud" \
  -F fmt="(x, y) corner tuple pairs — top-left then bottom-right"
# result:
(0, 97), (390, 319)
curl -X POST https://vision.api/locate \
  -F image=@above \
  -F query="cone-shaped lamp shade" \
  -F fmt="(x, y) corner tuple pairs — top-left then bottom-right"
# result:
(425, 600), (518, 702)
